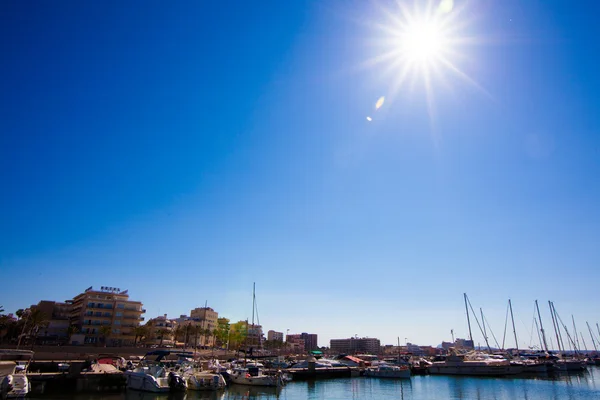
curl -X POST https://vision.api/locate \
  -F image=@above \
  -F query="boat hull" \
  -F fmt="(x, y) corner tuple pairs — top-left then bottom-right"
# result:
(125, 372), (170, 393)
(365, 367), (411, 379)
(1, 375), (30, 399)
(186, 373), (227, 391)
(428, 363), (513, 376)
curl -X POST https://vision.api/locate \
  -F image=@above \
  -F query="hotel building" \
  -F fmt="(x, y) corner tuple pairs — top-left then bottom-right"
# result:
(330, 337), (381, 354)
(68, 286), (145, 346)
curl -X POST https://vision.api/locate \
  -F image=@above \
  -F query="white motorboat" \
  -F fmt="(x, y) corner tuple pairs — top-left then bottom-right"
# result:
(124, 351), (186, 393)
(428, 350), (513, 376)
(229, 364), (284, 387)
(178, 359), (226, 391)
(364, 363), (411, 378)
(0, 350), (33, 400)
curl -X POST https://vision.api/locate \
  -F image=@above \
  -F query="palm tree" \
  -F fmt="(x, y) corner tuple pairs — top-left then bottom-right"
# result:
(191, 325), (201, 352)
(184, 324), (192, 349)
(133, 326), (147, 346)
(27, 309), (49, 349)
(0, 314), (16, 344)
(157, 329), (170, 347)
(0, 305), (4, 313)
(66, 325), (79, 345)
(99, 325), (112, 347)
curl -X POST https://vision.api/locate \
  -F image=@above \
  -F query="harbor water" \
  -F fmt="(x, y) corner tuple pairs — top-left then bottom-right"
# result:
(28, 366), (600, 400)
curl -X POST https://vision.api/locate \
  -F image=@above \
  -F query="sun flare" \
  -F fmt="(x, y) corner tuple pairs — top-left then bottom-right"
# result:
(364, 0), (480, 100)
(400, 21), (445, 64)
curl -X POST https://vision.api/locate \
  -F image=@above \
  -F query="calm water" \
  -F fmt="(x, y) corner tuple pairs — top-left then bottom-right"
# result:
(30, 367), (600, 400)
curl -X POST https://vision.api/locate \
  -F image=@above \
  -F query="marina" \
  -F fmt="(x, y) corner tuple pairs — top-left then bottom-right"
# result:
(17, 366), (600, 400)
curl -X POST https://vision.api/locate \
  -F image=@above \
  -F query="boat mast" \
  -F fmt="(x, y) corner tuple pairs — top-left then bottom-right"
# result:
(572, 316), (581, 351)
(548, 301), (563, 354)
(534, 317), (544, 351)
(251, 282), (256, 352)
(509, 299), (519, 354)
(535, 300), (549, 352)
(464, 293), (473, 343)
(480, 308), (489, 350)
(587, 322), (598, 352)
(580, 332), (588, 353)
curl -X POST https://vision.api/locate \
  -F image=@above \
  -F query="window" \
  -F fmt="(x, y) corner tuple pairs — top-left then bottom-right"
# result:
(117, 304), (125, 309)
(114, 320), (121, 325)
(116, 312), (123, 317)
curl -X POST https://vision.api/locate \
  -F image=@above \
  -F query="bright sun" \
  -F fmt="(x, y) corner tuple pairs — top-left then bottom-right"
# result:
(400, 21), (445, 64)
(364, 0), (477, 99)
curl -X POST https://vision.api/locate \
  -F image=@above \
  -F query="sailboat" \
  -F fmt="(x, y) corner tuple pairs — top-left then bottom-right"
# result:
(228, 283), (285, 387)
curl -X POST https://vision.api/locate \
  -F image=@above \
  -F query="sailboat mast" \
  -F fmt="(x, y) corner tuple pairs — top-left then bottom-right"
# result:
(580, 332), (588, 352)
(464, 293), (473, 342)
(548, 301), (563, 354)
(534, 317), (543, 351)
(535, 300), (549, 352)
(509, 299), (519, 353)
(587, 322), (598, 352)
(251, 282), (256, 349)
(572, 316), (581, 351)
(480, 308), (488, 344)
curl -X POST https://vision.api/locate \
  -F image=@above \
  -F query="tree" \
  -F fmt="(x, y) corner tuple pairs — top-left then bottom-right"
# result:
(143, 321), (155, 346)
(157, 329), (170, 347)
(15, 309), (24, 320)
(214, 318), (230, 348)
(99, 326), (112, 347)
(228, 321), (248, 351)
(0, 314), (16, 344)
(27, 309), (49, 349)
(173, 325), (184, 347)
(133, 326), (147, 346)
(66, 325), (79, 344)
(191, 325), (201, 351)
(0, 305), (4, 313)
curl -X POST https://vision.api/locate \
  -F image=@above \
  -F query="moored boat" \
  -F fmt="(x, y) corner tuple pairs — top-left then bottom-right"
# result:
(0, 350), (33, 400)
(124, 350), (186, 393)
(428, 349), (513, 376)
(229, 364), (284, 387)
(365, 363), (411, 378)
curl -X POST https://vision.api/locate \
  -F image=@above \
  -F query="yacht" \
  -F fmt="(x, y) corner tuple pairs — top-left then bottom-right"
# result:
(364, 363), (411, 378)
(229, 363), (284, 387)
(177, 357), (226, 391)
(0, 350), (33, 399)
(428, 349), (513, 376)
(124, 350), (186, 393)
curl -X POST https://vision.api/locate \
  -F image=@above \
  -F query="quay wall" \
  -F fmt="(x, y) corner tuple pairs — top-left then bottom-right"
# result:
(0, 345), (236, 360)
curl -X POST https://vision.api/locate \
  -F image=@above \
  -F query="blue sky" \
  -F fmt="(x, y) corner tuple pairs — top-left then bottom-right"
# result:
(1, 0), (599, 349)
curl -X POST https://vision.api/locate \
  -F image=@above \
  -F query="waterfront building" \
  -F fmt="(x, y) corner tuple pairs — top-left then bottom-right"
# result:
(286, 332), (319, 352)
(286, 334), (305, 353)
(145, 314), (176, 346)
(330, 337), (381, 354)
(190, 307), (219, 347)
(267, 330), (283, 342)
(406, 342), (424, 355)
(30, 300), (71, 344)
(68, 286), (145, 346)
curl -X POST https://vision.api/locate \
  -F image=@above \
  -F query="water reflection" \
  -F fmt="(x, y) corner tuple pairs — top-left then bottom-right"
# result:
(224, 384), (281, 399)
(123, 391), (225, 400)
